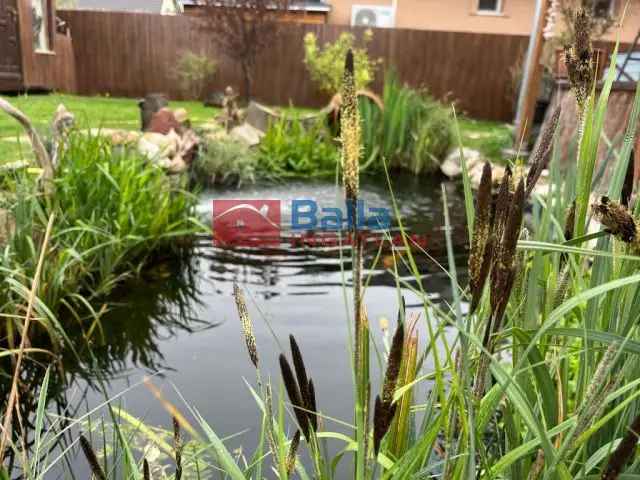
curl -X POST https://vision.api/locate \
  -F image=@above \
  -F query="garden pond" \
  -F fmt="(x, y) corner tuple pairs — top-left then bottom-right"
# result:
(37, 172), (468, 476)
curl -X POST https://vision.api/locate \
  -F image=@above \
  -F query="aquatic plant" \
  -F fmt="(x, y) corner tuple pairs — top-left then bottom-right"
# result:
(257, 116), (339, 178)
(360, 72), (454, 174)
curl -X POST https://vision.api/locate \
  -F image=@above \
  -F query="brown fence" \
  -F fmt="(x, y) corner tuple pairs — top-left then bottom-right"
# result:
(58, 10), (530, 121)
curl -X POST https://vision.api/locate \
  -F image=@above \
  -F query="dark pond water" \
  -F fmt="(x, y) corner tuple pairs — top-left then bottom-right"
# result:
(40, 173), (468, 478)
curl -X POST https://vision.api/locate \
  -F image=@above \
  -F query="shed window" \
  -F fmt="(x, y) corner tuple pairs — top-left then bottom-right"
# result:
(32, 0), (52, 52)
(593, 0), (614, 17)
(477, 0), (502, 13)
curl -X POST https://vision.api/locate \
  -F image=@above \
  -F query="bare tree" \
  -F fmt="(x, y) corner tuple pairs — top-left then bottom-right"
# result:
(199, 0), (287, 101)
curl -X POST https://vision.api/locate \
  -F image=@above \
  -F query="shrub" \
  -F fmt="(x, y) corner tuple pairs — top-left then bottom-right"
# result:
(174, 51), (217, 100)
(360, 72), (454, 174)
(193, 137), (257, 187)
(258, 117), (339, 177)
(303, 30), (379, 95)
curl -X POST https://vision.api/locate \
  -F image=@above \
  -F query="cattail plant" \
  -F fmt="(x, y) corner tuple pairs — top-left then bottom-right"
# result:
(341, 48), (371, 475)
(569, 342), (619, 448)
(233, 282), (259, 368)
(286, 430), (301, 476)
(525, 106), (561, 199)
(592, 196), (640, 248)
(143, 458), (151, 480)
(469, 162), (494, 314)
(475, 177), (526, 398)
(279, 335), (318, 440)
(373, 312), (404, 455)
(564, 8), (595, 112)
(173, 416), (183, 480)
(79, 434), (107, 480)
(601, 411), (640, 479)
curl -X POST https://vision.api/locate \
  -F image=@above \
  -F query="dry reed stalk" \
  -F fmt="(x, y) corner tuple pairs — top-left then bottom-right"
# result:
(233, 282), (259, 368)
(143, 378), (200, 440)
(527, 449), (545, 480)
(0, 214), (54, 462)
(0, 97), (55, 196)
(469, 162), (494, 314)
(79, 434), (107, 480)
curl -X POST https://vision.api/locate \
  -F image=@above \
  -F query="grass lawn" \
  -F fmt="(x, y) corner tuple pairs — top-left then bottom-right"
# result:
(0, 93), (217, 164)
(0, 93), (512, 165)
(457, 117), (513, 163)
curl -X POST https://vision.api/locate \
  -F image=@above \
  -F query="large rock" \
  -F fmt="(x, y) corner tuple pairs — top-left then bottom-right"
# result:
(139, 94), (168, 131)
(245, 101), (278, 132)
(230, 122), (264, 147)
(441, 148), (484, 178)
(138, 131), (179, 161)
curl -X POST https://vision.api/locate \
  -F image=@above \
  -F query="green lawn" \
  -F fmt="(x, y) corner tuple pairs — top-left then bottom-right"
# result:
(0, 93), (217, 164)
(0, 93), (512, 165)
(457, 117), (513, 163)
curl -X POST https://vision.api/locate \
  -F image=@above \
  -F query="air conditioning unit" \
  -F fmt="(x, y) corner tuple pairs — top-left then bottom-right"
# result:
(351, 5), (395, 28)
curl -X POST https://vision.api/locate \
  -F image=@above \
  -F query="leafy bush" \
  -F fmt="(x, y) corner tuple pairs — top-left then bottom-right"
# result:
(174, 51), (217, 99)
(193, 137), (257, 186)
(361, 72), (454, 174)
(258, 117), (338, 177)
(303, 30), (379, 95)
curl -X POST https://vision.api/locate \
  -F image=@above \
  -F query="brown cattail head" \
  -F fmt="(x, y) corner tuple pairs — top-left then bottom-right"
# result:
(289, 335), (310, 412)
(286, 430), (301, 476)
(565, 200), (577, 242)
(490, 167), (514, 313)
(341, 49), (360, 203)
(592, 196), (638, 244)
(601, 413), (640, 479)
(469, 162), (494, 313)
(79, 435), (107, 480)
(233, 283), (259, 368)
(622, 153), (635, 208)
(382, 321), (404, 405)
(526, 106), (561, 198)
(279, 353), (310, 439)
(173, 416), (183, 480)
(307, 378), (318, 431)
(143, 458), (151, 480)
(565, 8), (594, 110)
(493, 179), (525, 325)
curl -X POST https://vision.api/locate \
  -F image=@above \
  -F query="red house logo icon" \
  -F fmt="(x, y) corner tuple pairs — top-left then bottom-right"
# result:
(213, 199), (281, 247)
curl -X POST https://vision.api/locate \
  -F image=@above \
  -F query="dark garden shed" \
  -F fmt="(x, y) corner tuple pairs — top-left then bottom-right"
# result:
(0, 0), (76, 92)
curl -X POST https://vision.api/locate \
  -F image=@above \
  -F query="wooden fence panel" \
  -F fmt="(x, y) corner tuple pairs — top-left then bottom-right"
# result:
(58, 10), (531, 121)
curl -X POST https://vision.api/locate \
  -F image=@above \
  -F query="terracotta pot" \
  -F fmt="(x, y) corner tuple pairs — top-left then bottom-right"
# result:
(553, 47), (607, 81)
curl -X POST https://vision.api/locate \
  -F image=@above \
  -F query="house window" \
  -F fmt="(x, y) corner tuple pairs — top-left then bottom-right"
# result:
(593, 0), (614, 17)
(31, 0), (52, 52)
(477, 0), (502, 14)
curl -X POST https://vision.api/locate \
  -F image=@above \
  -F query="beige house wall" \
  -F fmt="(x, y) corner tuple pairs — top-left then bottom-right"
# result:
(327, 0), (640, 43)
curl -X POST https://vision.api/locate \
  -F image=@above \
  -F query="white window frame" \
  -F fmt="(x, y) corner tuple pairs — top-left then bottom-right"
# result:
(475, 0), (502, 15)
